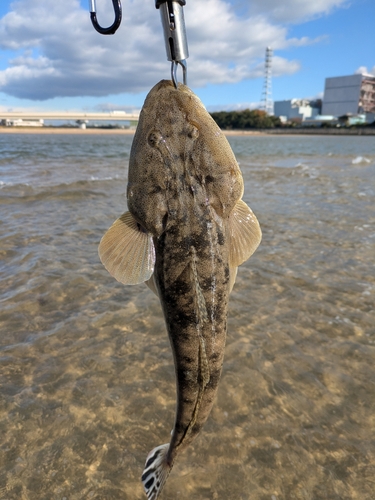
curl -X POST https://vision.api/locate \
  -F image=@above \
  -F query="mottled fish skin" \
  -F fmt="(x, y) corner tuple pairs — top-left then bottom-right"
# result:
(128, 80), (243, 456)
(98, 80), (261, 500)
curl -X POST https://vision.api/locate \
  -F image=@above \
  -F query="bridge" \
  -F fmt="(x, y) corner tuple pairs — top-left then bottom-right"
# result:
(0, 111), (140, 123)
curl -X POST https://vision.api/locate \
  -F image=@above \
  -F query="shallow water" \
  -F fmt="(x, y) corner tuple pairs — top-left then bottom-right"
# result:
(1, 133), (375, 500)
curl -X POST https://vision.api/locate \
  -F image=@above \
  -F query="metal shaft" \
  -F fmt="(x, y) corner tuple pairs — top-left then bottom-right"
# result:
(156, 1), (189, 63)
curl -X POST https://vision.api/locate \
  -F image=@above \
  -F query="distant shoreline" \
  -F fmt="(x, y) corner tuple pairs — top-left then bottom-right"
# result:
(0, 127), (136, 135)
(0, 127), (267, 136)
(0, 126), (374, 136)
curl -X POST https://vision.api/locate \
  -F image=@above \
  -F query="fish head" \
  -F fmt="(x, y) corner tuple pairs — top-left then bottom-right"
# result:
(127, 80), (244, 237)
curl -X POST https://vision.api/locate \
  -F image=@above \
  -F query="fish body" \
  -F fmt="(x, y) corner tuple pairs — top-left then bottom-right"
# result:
(99, 80), (261, 499)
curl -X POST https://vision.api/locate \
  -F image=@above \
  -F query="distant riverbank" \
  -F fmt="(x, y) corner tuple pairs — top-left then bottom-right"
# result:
(0, 127), (267, 136)
(0, 127), (136, 135)
(263, 127), (375, 136)
(0, 126), (374, 136)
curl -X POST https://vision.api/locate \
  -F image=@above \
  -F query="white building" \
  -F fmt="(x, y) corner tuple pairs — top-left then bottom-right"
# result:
(322, 74), (375, 116)
(274, 99), (320, 122)
(2, 118), (44, 127)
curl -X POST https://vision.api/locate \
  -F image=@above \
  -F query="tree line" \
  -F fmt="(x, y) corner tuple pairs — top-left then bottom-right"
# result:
(210, 109), (281, 129)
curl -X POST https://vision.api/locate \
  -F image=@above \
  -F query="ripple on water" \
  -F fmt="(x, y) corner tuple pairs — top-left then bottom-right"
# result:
(1, 134), (375, 499)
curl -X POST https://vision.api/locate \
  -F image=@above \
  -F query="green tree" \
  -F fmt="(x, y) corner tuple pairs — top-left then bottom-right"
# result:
(210, 109), (281, 129)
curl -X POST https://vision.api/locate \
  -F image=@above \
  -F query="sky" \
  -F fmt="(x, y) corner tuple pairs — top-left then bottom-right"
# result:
(0, 0), (374, 113)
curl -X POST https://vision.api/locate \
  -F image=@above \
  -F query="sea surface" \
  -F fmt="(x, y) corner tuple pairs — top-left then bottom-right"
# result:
(1, 132), (375, 500)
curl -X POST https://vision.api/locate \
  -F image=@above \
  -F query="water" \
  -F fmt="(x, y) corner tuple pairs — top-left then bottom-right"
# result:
(1, 132), (375, 500)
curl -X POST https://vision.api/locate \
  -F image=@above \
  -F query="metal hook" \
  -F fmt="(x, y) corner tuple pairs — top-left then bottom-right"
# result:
(89, 0), (122, 35)
(171, 60), (187, 88)
(156, 1), (189, 89)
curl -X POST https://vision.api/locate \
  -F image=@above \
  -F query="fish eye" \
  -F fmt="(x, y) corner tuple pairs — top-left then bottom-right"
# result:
(148, 130), (163, 148)
(187, 124), (199, 140)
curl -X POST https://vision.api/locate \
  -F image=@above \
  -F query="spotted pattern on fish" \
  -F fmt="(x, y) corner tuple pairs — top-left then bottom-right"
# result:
(98, 80), (262, 500)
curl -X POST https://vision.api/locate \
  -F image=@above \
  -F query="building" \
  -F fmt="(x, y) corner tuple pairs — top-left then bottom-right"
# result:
(302, 115), (338, 127)
(274, 99), (320, 123)
(1, 118), (44, 127)
(338, 114), (367, 126)
(322, 74), (375, 116)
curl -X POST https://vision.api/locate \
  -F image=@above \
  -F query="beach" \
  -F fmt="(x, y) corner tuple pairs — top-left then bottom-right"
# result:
(0, 126), (137, 134)
(1, 125), (374, 136)
(0, 126), (265, 136)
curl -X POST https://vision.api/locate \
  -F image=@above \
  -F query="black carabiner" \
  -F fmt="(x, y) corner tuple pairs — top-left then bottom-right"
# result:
(89, 0), (122, 35)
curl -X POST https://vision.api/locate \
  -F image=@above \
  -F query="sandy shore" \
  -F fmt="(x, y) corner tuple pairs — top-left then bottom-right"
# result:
(0, 126), (269, 136)
(0, 127), (137, 135)
(1, 126), (373, 136)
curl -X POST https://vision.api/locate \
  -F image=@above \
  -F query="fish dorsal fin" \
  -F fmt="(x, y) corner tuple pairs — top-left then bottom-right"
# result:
(229, 199), (262, 267)
(98, 211), (155, 285)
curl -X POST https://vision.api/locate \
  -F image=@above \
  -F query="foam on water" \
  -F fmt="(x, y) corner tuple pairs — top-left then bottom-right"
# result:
(352, 155), (371, 164)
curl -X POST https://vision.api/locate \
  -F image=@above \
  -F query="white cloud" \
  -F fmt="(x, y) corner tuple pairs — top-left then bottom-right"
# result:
(246, 0), (349, 23)
(94, 102), (141, 113)
(355, 66), (375, 76)
(0, 0), (347, 100)
(207, 101), (262, 112)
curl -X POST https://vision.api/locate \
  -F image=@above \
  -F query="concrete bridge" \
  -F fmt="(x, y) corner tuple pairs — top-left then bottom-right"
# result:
(0, 111), (140, 123)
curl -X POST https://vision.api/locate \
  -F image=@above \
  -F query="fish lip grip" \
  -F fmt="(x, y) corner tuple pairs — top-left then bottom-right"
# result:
(155, 0), (189, 88)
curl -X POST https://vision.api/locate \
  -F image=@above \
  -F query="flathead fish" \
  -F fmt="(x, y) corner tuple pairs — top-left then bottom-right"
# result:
(98, 80), (261, 499)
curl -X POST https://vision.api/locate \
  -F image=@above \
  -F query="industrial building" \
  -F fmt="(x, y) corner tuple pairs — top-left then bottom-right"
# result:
(1, 118), (44, 127)
(273, 99), (320, 123)
(322, 73), (375, 116)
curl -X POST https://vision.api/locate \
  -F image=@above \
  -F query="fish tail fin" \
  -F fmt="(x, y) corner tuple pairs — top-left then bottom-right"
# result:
(142, 443), (172, 500)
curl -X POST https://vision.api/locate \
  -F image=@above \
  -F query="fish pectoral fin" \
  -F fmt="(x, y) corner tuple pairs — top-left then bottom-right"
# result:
(229, 266), (238, 294)
(98, 211), (155, 285)
(145, 273), (159, 297)
(142, 443), (172, 500)
(229, 199), (262, 267)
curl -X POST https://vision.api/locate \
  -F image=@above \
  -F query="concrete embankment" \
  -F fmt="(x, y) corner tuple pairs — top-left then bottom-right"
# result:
(263, 127), (375, 136)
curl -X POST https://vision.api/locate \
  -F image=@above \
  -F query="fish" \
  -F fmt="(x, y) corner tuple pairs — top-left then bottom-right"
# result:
(98, 80), (261, 499)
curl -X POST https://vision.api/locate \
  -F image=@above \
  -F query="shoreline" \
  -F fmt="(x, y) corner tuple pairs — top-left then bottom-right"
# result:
(0, 126), (374, 136)
(0, 127), (137, 135)
(0, 127), (268, 136)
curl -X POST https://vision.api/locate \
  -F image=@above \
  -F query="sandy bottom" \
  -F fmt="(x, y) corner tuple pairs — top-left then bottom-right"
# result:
(1, 132), (374, 500)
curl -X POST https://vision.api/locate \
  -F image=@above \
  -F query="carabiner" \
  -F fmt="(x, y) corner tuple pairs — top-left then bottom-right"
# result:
(89, 0), (122, 35)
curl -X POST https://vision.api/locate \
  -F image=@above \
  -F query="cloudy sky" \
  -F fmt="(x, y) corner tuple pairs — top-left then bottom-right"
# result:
(0, 0), (374, 112)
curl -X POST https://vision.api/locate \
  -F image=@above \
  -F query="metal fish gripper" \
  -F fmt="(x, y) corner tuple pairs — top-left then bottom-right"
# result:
(88, 0), (189, 88)
(155, 0), (189, 88)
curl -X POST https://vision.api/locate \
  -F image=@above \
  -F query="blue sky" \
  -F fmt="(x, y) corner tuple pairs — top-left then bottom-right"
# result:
(0, 0), (374, 112)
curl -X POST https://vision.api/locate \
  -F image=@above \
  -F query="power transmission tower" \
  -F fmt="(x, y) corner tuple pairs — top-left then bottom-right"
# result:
(260, 47), (273, 115)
